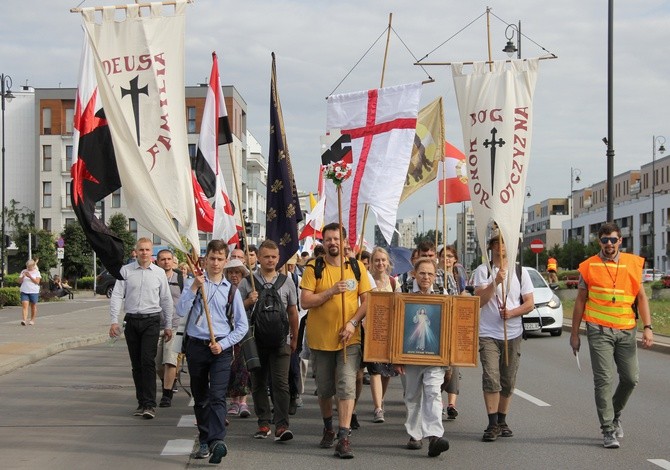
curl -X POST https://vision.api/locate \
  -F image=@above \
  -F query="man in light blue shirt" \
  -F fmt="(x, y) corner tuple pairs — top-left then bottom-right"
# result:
(176, 239), (248, 464)
(109, 237), (173, 420)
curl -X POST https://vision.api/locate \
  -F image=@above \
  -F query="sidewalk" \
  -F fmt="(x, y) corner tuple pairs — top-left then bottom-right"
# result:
(0, 290), (110, 376)
(0, 290), (668, 377)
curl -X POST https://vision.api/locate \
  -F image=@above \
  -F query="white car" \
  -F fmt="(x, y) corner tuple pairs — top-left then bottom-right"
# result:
(642, 269), (663, 282)
(522, 267), (564, 337)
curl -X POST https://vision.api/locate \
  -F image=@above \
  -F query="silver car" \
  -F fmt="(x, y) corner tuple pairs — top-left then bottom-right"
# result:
(522, 267), (564, 337)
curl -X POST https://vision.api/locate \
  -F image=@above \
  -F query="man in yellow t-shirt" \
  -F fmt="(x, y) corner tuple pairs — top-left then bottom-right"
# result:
(300, 223), (371, 459)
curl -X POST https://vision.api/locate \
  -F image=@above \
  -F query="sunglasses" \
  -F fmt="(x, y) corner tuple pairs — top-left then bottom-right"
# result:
(600, 237), (620, 245)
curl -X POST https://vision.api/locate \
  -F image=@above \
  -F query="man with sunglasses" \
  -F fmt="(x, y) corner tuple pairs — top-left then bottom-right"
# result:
(570, 222), (654, 449)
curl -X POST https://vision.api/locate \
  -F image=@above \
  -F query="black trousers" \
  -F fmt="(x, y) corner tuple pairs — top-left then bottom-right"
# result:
(124, 315), (160, 408)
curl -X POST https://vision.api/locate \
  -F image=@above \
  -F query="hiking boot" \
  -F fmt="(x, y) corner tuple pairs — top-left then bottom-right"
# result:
(446, 405), (458, 420)
(254, 425), (271, 439)
(499, 423), (513, 437)
(373, 408), (385, 423)
(133, 406), (144, 416)
(613, 417), (624, 438)
(428, 436), (450, 457)
(159, 395), (172, 408)
(319, 428), (336, 448)
(334, 436), (354, 459)
(142, 407), (156, 419)
(274, 425), (294, 442)
(238, 403), (250, 418)
(406, 438), (423, 450)
(603, 431), (620, 449)
(227, 403), (240, 416)
(482, 424), (500, 442)
(193, 442), (210, 459)
(209, 440), (228, 464)
(350, 413), (360, 430)
(289, 397), (298, 416)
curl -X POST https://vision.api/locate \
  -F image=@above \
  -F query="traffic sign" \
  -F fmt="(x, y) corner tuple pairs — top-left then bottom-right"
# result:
(57, 247), (65, 260)
(530, 239), (544, 254)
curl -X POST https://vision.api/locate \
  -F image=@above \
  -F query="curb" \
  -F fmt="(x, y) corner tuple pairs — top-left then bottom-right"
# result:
(0, 333), (109, 377)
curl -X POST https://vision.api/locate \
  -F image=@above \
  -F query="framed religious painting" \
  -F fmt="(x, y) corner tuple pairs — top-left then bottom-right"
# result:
(391, 293), (450, 366)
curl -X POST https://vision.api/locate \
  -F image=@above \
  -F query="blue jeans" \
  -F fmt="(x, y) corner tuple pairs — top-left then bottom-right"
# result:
(586, 323), (639, 433)
(187, 340), (232, 444)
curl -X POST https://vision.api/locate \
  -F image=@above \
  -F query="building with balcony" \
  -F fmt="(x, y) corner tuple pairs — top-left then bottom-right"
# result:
(29, 84), (265, 256)
(524, 198), (570, 251)
(564, 154), (670, 271)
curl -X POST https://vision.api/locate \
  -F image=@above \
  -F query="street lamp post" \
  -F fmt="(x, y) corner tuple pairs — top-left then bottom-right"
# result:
(502, 21), (522, 59)
(569, 168), (581, 270)
(1, 73), (14, 288)
(569, 167), (581, 240)
(651, 136), (666, 271)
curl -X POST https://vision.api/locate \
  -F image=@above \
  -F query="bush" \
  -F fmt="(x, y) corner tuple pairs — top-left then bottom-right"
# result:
(4, 273), (20, 286)
(0, 287), (21, 307)
(76, 277), (94, 290)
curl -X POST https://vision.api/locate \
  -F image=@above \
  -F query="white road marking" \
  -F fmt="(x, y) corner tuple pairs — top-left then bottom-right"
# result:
(189, 397), (195, 407)
(178, 414), (197, 427)
(649, 459), (670, 469)
(513, 389), (551, 407)
(161, 439), (193, 456)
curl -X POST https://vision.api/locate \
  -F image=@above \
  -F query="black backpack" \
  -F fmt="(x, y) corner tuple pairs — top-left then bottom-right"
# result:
(250, 274), (289, 348)
(308, 256), (361, 282)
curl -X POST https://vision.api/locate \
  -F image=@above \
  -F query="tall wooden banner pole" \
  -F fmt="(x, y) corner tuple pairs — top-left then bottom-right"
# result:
(227, 144), (256, 291)
(186, 250), (216, 344)
(356, 12), (394, 256)
(441, 159), (447, 275)
(499, 234), (509, 366)
(337, 185), (347, 363)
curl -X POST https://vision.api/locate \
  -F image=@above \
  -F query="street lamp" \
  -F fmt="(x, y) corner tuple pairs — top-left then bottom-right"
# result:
(651, 135), (666, 271)
(1, 73), (14, 288)
(502, 21), (521, 59)
(569, 167), (581, 241)
(417, 209), (425, 235)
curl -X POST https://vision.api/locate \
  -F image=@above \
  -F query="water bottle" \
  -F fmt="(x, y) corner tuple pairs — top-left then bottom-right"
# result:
(107, 321), (126, 346)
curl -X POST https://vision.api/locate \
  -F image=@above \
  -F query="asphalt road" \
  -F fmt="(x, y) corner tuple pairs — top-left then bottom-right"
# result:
(0, 332), (668, 470)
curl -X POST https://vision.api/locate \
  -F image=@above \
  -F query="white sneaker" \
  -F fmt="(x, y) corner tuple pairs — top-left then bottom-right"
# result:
(603, 431), (620, 449)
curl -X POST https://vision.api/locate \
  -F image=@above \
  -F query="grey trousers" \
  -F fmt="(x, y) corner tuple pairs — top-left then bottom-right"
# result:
(586, 322), (639, 433)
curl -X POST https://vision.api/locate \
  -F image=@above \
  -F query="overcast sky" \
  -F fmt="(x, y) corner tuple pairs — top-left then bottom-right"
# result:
(2, 0), (669, 243)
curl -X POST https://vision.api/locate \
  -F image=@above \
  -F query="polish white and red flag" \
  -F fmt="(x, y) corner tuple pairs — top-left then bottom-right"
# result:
(325, 82), (422, 246)
(189, 52), (238, 247)
(437, 141), (470, 206)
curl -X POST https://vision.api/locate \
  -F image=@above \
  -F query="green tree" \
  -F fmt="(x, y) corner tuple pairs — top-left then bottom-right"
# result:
(5, 201), (56, 273)
(413, 230), (444, 248)
(108, 213), (136, 260)
(559, 238), (589, 270)
(61, 222), (94, 280)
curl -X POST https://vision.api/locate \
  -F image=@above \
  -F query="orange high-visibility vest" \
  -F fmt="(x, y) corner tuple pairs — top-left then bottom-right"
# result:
(547, 258), (557, 272)
(578, 253), (643, 330)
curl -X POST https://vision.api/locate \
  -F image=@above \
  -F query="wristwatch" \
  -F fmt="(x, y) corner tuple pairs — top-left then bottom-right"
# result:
(643, 324), (653, 331)
(349, 319), (359, 327)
